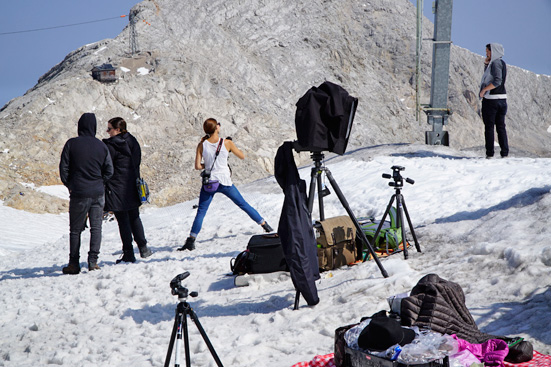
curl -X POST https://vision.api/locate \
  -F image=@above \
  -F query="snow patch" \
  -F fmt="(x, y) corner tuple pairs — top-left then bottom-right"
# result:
(137, 67), (150, 75)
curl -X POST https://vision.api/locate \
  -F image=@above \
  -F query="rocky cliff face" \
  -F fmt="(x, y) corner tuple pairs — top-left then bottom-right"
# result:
(1, 0), (550, 213)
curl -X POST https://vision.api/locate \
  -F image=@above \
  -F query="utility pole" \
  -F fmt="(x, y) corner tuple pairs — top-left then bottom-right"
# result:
(129, 9), (140, 55)
(416, 0), (453, 146)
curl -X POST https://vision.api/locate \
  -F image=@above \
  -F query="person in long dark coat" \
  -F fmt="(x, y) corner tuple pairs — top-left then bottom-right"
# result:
(103, 117), (152, 263)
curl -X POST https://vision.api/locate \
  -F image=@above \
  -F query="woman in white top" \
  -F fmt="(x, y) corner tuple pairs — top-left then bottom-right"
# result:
(178, 118), (273, 251)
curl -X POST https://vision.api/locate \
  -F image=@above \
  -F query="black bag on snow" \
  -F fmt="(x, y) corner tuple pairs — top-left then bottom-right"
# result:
(230, 250), (252, 275)
(247, 234), (288, 274)
(231, 234), (288, 275)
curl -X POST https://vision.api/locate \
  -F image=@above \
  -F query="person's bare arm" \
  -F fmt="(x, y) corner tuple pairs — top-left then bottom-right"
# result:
(226, 139), (245, 160)
(195, 143), (205, 170)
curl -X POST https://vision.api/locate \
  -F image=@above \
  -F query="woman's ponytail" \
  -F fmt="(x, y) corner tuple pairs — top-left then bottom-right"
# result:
(200, 118), (218, 142)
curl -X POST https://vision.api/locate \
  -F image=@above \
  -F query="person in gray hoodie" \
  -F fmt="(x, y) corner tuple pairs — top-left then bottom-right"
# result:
(59, 113), (113, 274)
(479, 43), (508, 158)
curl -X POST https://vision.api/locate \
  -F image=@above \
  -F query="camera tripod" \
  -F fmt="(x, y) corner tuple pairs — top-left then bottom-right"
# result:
(362, 166), (421, 261)
(306, 152), (389, 278)
(164, 272), (224, 367)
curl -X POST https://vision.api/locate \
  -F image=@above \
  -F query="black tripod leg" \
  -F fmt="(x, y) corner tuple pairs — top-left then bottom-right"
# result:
(188, 309), (225, 367)
(401, 197), (421, 252)
(325, 169), (388, 278)
(307, 167), (317, 216)
(182, 311), (191, 367)
(164, 314), (180, 367)
(363, 195), (395, 262)
(294, 291), (300, 310)
(316, 170), (325, 221)
(395, 194), (409, 259)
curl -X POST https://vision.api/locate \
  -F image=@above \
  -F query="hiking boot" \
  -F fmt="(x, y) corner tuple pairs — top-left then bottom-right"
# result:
(116, 254), (137, 264)
(139, 245), (153, 258)
(88, 263), (100, 271)
(177, 237), (196, 251)
(62, 263), (81, 275)
(261, 221), (274, 233)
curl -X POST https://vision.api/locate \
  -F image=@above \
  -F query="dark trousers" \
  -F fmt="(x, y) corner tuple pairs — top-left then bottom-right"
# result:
(69, 195), (105, 265)
(114, 208), (147, 258)
(482, 98), (509, 157)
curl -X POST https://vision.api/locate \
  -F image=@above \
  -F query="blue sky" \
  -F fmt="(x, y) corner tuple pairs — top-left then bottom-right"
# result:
(1, 0), (550, 108)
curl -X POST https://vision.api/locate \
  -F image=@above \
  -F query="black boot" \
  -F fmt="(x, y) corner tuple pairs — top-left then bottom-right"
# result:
(261, 222), (274, 233)
(177, 237), (196, 251)
(62, 262), (81, 275)
(116, 253), (137, 264)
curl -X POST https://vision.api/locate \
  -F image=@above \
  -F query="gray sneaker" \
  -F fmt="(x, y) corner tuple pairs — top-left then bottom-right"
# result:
(139, 245), (153, 258)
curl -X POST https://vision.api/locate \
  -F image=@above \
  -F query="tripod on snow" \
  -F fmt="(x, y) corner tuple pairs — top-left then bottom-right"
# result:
(293, 150), (389, 310)
(362, 165), (421, 261)
(164, 272), (224, 367)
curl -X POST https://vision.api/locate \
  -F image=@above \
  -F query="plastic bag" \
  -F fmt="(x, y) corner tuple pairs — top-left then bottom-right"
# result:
(398, 330), (458, 364)
(344, 318), (371, 350)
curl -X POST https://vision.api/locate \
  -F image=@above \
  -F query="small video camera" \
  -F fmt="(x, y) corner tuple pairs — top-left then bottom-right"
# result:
(201, 170), (211, 185)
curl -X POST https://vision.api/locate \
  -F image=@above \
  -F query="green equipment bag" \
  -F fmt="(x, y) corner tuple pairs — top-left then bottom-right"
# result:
(358, 207), (403, 254)
(314, 215), (358, 271)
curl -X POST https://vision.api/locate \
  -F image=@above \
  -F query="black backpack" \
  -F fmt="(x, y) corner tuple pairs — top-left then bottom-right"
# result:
(230, 250), (252, 275)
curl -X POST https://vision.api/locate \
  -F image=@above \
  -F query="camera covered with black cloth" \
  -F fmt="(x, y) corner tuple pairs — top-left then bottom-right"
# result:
(294, 81), (358, 155)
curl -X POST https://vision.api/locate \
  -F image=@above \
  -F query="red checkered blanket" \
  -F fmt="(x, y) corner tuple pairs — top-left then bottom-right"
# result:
(293, 351), (551, 367)
(291, 353), (336, 367)
(503, 351), (551, 367)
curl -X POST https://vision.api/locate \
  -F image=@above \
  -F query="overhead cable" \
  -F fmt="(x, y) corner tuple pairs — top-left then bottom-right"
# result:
(0, 16), (127, 36)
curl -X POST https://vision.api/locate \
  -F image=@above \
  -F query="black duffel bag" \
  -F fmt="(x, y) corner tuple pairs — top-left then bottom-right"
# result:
(231, 234), (288, 275)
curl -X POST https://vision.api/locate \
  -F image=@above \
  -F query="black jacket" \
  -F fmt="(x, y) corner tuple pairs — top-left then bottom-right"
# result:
(59, 113), (113, 198)
(103, 132), (142, 211)
(275, 141), (320, 306)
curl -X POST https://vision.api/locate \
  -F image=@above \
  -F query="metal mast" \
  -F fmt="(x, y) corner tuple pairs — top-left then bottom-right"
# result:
(416, 0), (454, 146)
(129, 9), (140, 55)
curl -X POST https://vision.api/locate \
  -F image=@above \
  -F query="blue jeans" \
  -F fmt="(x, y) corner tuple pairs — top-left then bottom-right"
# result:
(190, 184), (263, 237)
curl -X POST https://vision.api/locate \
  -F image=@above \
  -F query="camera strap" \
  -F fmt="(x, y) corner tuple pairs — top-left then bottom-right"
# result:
(207, 138), (224, 173)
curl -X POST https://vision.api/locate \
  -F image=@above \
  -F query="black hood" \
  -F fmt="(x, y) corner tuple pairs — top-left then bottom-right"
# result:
(103, 133), (132, 157)
(77, 113), (97, 137)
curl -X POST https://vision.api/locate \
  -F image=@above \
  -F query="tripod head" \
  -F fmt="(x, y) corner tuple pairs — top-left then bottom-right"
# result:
(170, 272), (198, 300)
(382, 165), (414, 188)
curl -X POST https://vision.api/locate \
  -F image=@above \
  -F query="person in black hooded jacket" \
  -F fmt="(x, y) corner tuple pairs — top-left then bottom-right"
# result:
(103, 117), (152, 263)
(59, 112), (113, 274)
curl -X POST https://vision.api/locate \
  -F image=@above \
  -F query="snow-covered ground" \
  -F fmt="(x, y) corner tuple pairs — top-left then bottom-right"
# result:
(1, 143), (551, 367)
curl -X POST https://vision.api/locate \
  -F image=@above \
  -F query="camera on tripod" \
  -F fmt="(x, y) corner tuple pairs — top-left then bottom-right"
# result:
(382, 165), (414, 188)
(170, 272), (198, 299)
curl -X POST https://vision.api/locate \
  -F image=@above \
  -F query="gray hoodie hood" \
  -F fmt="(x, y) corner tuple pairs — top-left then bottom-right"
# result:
(480, 43), (505, 96)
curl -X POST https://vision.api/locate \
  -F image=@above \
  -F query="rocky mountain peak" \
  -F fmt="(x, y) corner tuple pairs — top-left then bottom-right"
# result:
(1, 0), (550, 213)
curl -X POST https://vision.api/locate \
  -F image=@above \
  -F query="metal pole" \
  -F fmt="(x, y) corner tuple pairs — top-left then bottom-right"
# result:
(415, 0), (423, 122)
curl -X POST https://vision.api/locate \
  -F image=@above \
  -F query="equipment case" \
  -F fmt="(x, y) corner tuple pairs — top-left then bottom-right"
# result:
(247, 234), (288, 274)
(344, 346), (449, 367)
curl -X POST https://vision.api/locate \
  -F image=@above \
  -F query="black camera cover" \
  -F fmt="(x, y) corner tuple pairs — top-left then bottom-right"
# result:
(294, 81), (358, 155)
